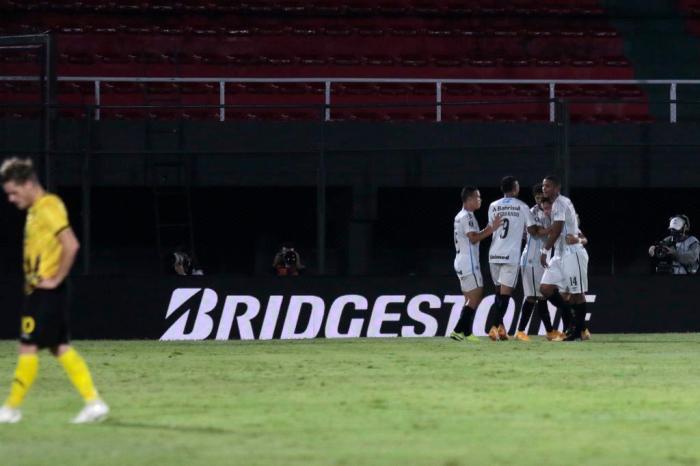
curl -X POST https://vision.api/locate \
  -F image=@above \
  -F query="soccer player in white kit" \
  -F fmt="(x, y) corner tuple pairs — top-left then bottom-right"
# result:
(486, 176), (536, 341)
(539, 175), (589, 341)
(450, 186), (503, 342)
(517, 184), (560, 341)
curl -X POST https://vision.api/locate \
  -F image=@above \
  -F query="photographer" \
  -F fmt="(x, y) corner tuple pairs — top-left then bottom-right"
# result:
(172, 249), (204, 276)
(648, 215), (699, 275)
(272, 244), (305, 277)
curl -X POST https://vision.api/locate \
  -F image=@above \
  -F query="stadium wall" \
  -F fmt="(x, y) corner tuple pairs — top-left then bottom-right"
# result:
(0, 276), (696, 340)
(3, 120), (700, 187)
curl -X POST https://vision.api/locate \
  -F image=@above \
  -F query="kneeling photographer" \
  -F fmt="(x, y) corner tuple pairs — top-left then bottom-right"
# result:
(272, 244), (305, 277)
(648, 215), (699, 275)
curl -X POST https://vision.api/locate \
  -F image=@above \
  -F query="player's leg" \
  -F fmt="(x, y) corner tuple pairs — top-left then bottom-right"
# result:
(49, 286), (108, 423)
(515, 297), (535, 341)
(487, 263), (502, 340)
(516, 265), (535, 341)
(578, 250), (591, 340)
(529, 263), (560, 339)
(537, 299), (560, 339)
(495, 265), (518, 340)
(462, 287), (483, 342)
(53, 343), (99, 404)
(53, 344), (109, 423)
(496, 284), (512, 340)
(540, 257), (574, 335)
(0, 343), (39, 423)
(451, 272), (483, 342)
(563, 251), (589, 341)
(0, 292), (46, 423)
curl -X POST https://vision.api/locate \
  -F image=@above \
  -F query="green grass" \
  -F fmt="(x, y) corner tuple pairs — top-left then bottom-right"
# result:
(1, 335), (700, 466)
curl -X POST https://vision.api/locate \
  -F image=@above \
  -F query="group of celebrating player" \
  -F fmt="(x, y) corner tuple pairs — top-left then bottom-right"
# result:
(450, 175), (591, 343)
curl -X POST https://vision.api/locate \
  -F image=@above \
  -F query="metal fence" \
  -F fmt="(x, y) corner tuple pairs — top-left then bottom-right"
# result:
(0, 75), (696, 122)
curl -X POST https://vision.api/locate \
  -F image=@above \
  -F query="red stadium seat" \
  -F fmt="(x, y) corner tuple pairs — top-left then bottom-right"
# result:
(0, 0), (648, 123)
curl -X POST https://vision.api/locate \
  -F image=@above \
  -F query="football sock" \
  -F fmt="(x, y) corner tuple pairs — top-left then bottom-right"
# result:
(537, 299), (554, 333)
(518, 300), (535, 332)
(546, 289), (573, 329)
(490, 293), (502, 328)
(5, 354), (39, 409)
(58, 348), (98, 402)
(454, 305), (476, 335)
(498, 294), (510, 327)
(462, 306), (476, 336)
(453, 307), (466, 333)
(572, 302), (588, 333)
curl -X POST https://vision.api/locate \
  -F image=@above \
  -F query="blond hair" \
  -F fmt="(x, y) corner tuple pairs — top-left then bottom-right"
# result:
(0, 157), (37, 184)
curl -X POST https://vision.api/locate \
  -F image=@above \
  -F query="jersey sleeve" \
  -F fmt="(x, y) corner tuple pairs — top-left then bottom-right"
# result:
(523, 202), (536, 227)
(41, 196), (70, 235)
(551, 199), (566, 222)
(463, 214), (478, 235)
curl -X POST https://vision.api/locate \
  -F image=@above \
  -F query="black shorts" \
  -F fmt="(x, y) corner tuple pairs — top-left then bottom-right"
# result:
(20, 285), (70, 349)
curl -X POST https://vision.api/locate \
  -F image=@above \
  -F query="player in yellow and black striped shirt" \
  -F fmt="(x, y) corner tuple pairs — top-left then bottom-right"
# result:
(0, 157), (109, 424)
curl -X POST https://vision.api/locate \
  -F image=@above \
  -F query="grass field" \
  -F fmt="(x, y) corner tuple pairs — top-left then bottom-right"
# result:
(1, 335), (699, 466)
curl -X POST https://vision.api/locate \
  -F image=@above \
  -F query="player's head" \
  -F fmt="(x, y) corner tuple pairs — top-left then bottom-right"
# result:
(500, 176), (519, 196)
(541, 197), (553, 216)
(542, 175), (561, 198)
(1, 157), (41, 210)
(460, 186), (481, 210)
(532, 183), (544, 205)
(669, 214), (690, 238)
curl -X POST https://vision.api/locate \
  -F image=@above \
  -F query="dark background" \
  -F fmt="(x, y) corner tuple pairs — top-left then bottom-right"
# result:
(0, 184), (696, 277)
(1, 116), (699, 277)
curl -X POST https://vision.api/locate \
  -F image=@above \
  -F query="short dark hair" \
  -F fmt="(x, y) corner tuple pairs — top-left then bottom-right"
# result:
(0, 157), (37, 184)
(543, 175), (560, 187)
(500, 176), (517, 193)
(460, 186), (478, 202)
(532, 183), (543, 196)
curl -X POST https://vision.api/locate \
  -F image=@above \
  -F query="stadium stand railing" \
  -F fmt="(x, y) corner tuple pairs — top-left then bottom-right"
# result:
(0, 76), (688, 123)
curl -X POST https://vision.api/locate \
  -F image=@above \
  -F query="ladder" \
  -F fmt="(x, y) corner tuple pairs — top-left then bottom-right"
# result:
(145, 114), (195, 272)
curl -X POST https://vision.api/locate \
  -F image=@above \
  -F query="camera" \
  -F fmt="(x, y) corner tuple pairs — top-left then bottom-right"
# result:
(282, 249), (298, 267)
(651, 238), (675, 275)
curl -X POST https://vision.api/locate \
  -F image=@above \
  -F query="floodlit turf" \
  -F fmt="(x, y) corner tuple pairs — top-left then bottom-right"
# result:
(1, 335), (700, 466)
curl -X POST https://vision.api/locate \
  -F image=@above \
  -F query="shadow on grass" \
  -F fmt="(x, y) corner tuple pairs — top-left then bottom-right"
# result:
(585, 340), (698, 344)
(101, 419), (236, 434)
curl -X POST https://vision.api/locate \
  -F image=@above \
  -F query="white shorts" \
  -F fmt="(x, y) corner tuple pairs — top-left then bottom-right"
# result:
(454, 255), (483, 293)
(521, 264), (545, 298)
(457, 272), (483, 293)
(489, 263), (519, 288)
(541, 250), (589, 294)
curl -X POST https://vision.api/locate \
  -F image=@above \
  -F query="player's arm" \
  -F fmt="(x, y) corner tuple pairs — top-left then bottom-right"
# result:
(525, 206), (539, 236)
(539, 221), (563, 267)
(467, 212), (503, 244)
(566, 229), (588, 246)
(527, 225), (541, 236)
(36, 227), (80, 290)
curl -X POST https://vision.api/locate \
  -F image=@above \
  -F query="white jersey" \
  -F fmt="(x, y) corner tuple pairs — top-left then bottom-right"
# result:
(550, 194), (583, 257)
(488, 197), (535, 264)
(454, 208), (480, 275)
(521, 205), (550, 267)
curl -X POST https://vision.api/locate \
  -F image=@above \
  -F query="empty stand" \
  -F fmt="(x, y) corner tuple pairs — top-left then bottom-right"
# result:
(0, 0), (650, 122)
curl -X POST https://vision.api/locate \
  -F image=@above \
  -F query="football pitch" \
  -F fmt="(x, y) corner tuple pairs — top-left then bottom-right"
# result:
(1, 335), (699, 466)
